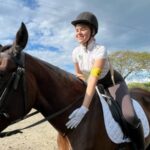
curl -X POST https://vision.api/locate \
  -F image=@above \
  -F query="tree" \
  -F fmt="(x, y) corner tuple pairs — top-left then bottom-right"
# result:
(109, 51), (150, 79)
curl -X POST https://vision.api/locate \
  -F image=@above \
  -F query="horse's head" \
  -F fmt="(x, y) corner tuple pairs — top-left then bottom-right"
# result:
(0, 23), (28, 131)
(0, 23), (28, 73)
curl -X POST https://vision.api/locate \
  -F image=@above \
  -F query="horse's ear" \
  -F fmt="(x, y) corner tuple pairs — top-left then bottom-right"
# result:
(13, 22), (28, 54)
(0, 44), (2, 51)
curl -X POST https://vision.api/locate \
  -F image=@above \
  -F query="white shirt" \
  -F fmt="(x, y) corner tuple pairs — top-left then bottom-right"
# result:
(72, 39), (110, 80)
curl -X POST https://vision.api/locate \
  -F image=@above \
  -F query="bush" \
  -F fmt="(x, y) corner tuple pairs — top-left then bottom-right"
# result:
(128, 82), (150, 91)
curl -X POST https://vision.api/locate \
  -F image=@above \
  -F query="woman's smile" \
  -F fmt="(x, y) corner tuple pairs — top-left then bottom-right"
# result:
(75, 24), (91, 45)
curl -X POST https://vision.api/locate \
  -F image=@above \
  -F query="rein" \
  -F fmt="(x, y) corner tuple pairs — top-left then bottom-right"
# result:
(0, 95), (84, 138)
(0, 52), (85, 138)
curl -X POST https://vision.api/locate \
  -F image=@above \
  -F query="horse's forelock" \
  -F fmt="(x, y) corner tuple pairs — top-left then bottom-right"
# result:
(0, 45), (12, 52)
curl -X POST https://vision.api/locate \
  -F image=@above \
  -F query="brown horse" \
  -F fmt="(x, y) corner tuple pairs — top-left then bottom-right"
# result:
(0, 23), (150, 150)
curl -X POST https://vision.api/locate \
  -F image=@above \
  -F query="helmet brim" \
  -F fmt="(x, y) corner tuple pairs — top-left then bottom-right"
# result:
(71, 20), (91, 26)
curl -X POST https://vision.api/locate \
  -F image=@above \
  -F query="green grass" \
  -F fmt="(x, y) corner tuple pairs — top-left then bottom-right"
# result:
(128, 82), (150, 91)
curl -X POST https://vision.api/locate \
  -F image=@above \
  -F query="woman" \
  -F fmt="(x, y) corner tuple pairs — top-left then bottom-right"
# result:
(66, 11), (144, 150)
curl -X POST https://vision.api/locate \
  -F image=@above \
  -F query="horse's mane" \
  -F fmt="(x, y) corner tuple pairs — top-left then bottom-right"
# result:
(25, 52), (82, 84)
(0, 44), (76, 82)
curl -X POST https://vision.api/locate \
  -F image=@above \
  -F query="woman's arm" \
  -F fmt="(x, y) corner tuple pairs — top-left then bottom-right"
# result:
(66, 58), (106, 129)
(74, 62), (85, 81)
(82, 58), (106, 108)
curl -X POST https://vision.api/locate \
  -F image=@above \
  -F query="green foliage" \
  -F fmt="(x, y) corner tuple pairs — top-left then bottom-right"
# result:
(128, 82), (150, 91)
(109, 51), (150, 79)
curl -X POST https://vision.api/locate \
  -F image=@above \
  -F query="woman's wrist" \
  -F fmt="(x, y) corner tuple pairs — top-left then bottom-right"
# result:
(81, 105), (89, 113)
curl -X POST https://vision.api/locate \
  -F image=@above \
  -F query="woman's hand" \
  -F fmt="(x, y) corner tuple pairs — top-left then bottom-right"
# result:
(66, 106), (89, 129)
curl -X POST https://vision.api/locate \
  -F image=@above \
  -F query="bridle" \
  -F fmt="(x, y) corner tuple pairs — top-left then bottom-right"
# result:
(0, 51), (84, 138)
(0, 52), (26, 119)
(0, 67), (25, 117)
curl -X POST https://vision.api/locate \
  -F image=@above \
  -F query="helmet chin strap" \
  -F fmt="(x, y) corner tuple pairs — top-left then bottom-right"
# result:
(84, 28), (95, 50)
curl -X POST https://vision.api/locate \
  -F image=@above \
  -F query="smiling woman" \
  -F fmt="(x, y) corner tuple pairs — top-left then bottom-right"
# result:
(67, 11), (146, 150)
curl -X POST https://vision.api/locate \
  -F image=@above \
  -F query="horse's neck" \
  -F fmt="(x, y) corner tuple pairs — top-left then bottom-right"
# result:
(26, 54), (86, 130)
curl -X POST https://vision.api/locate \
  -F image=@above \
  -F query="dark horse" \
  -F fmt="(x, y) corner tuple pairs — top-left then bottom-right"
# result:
(0, 23), (150, 150)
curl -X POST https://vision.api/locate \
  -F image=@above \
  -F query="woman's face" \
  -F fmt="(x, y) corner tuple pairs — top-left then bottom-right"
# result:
(75, 24), (91, 45)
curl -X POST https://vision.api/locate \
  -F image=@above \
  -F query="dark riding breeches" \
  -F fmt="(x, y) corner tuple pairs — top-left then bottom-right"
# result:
(98, 70), (139, 126)
(98, 71), (145, 149)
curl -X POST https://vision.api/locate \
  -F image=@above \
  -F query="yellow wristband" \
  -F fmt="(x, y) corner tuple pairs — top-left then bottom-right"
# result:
(90, 68), (102, 78)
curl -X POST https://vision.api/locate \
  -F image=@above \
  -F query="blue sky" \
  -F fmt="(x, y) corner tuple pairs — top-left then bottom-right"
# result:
(0, 0), (150, 82)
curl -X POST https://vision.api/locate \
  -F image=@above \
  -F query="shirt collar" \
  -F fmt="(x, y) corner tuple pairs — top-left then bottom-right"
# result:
(80, 38), (96, 52)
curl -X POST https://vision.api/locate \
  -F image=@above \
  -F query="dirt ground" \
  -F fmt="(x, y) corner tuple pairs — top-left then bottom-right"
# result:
(0, 109), (58, 150)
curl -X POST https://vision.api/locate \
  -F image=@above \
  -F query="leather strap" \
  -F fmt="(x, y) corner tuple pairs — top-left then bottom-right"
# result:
(108, 57), (115, 86)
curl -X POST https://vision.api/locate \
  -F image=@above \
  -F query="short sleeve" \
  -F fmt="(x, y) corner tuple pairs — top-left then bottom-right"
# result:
(94, 45), (107, 59)
(72, 47), (78, 63)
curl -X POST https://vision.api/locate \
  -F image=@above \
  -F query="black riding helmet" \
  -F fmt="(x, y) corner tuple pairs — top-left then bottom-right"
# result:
(71, 11), (98, 35)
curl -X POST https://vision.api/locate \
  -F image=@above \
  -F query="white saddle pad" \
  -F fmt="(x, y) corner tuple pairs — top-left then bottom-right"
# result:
(96, 87), (150, 144)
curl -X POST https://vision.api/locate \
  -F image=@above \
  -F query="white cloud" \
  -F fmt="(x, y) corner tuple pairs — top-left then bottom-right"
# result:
(0, 0), (150, 74)
(26, 49), (73, 71)
(0, 0), (34, 39)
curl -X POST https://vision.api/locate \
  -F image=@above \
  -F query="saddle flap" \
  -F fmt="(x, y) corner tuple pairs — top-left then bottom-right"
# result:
(95, 87), (150, 144)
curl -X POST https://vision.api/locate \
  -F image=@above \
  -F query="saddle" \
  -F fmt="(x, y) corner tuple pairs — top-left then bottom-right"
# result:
(97, 84), (129, 138)
(96, 84), (149, 144)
